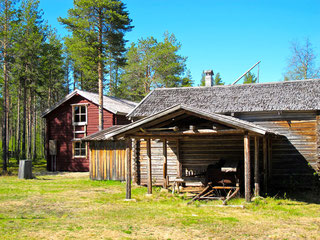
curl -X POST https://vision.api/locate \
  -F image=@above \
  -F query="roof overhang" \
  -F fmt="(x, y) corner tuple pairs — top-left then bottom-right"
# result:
(83, 105), (278, 141)
(41, 89), (136, 118)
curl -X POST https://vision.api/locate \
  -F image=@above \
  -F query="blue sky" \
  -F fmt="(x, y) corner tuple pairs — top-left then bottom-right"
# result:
(39, 0), (320, 85)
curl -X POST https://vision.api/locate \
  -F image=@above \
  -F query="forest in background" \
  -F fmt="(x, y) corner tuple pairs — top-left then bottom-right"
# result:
(1, 0), (319, 172)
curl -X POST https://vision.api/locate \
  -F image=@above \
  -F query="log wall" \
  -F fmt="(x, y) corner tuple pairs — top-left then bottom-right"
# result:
(237, 111), (319, 189)
(139, 140), (178, 185)
(138, 136), (246, 186)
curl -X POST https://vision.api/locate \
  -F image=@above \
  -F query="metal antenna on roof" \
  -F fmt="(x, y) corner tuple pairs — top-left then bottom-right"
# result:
(232, 61), (261, 85)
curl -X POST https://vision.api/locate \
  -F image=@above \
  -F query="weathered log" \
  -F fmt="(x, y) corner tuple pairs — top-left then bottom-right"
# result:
(163, 139), (167, 189)
(254, 136), (260, 196)
(244, 133), (251, 202)
(126, 139), (132, 199)
(147, 138), (152, 194)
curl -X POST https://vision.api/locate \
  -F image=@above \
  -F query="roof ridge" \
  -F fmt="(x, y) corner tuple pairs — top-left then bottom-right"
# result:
(154, 78), (320, 91)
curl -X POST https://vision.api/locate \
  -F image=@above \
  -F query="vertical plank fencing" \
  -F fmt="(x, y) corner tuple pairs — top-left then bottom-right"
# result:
(90, 140), (128, 181)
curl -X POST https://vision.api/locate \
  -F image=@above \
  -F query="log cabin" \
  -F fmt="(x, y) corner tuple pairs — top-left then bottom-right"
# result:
(83, 74), (320, 200)
(42, 89), (136, 172)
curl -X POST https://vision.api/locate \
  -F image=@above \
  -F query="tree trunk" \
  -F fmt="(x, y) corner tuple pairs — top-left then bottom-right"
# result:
(21, 78), (27, 160)
(16, 84), (21, 160)
(27, 90), (32, 159)
(33, 95), (37, 160)
(2, 36), (8, 172)
(98, 9), (104, 131)
(47, 87), (51, 108)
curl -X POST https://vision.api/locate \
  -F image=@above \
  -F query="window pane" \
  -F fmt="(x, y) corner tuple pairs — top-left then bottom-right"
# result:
(81, 106), (86, 114)
(75, 115), (80, 122)
(81, 142), (86, 148)
(81, 149), (86, 156)
(74, 106), (79, 114)
(75, 142), (80, 148)
(81, 115), (86, 122)
(75, 149), (80, 156)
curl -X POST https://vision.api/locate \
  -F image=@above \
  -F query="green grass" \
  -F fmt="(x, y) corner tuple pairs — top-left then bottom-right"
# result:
(0, 166), (319, 239)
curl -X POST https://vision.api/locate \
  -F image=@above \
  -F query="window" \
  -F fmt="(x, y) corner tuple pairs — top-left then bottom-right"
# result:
(74, 141), (86, 157)
(73, 105), (87, 125)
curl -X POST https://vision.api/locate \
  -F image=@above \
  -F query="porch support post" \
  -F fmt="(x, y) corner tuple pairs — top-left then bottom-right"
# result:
(163, 139), (168, 189)
(268, 137), (272, 178)
(126, 138), (132, 199)
(147, 138), (152, 194)
(254, 136), (260, 197)
(263, 136), (268, 193)
(177, 139), (182, 178)
(244, 133), (251, 202)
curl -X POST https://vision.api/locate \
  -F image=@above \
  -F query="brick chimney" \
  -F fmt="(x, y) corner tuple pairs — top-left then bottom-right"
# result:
(204, 70), (214, 87)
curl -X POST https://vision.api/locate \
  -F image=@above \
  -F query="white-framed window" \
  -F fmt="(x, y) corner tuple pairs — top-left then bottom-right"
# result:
(72, 104), (87, 125)
(73, 141), (87, 158)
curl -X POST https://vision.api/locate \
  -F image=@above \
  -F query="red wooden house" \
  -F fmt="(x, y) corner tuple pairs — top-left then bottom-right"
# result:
(42, 89), (136, 172)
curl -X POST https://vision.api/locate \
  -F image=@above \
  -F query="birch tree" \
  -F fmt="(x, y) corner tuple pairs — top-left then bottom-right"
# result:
(284, 39), (320, 80)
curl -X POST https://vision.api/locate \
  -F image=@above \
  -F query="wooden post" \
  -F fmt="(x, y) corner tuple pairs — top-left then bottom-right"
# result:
(126, 139), (132, 199)
(244, 133), (251, 202)
(163, 139), (168, 189)
(263, 136), (268, 193)
(147, 138), (152, 194)
(268, 138), (272, 178)
(254, 136), (260, 197)
(176, 139), (182, 178)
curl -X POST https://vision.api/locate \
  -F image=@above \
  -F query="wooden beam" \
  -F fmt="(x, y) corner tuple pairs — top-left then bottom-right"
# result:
(254, 136), (260, 197)
(263, 136), (268, 193)
(177, 139), (182, 178)
(114, 110), (187, 138)
(147, 138), (152, 194)
(132, 129), (244, 137)
(126, 139), (132, 199)
(163, 139), (168, 189)
(244, 133), (251, 202)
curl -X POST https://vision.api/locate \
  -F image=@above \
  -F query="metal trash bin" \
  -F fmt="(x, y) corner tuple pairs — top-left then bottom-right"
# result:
(18, 160), (33, 179)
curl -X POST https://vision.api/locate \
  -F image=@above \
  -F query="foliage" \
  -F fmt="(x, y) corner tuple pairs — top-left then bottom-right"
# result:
(243, 71), (257, 84)
(59, 0), (133, 94)
(120, 32), (189, 101)
(284, 38), (320, 80)
(0, 0), (69, 167)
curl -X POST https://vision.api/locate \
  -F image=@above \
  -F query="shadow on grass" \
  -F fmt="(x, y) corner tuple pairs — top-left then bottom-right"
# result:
(265, 189), (320, 205)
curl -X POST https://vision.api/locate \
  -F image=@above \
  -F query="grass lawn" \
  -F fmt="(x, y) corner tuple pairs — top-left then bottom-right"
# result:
(0, 163), (319, 239)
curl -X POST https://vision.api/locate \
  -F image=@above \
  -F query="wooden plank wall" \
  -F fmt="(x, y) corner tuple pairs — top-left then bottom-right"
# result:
(90, 141), (127, 181)
(238, 111), (319, 189)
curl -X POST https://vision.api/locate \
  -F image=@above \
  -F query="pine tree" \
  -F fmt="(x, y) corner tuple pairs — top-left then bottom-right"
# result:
(121, 32), (188, 101)
(200, 71), (224, 86)
(243, 72), (257, 84)
(214, 73), (224, 85)
(13, 0), (46, 159)
(0, 0), (18, 171)
(59, 0), (133, 131)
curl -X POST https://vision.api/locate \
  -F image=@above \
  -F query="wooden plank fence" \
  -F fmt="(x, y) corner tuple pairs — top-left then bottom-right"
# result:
(90, 140), (127, 181)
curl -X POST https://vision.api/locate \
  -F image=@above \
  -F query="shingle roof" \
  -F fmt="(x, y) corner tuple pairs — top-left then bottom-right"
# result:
(83, 125), (124, 141)
(128, 79), (320, 118)
(42, 89), (137, 117)
(83, 105), (278, 141)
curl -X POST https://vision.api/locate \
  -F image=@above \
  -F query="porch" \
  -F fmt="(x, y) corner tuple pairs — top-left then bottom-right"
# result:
(112, 105), (277, 202)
